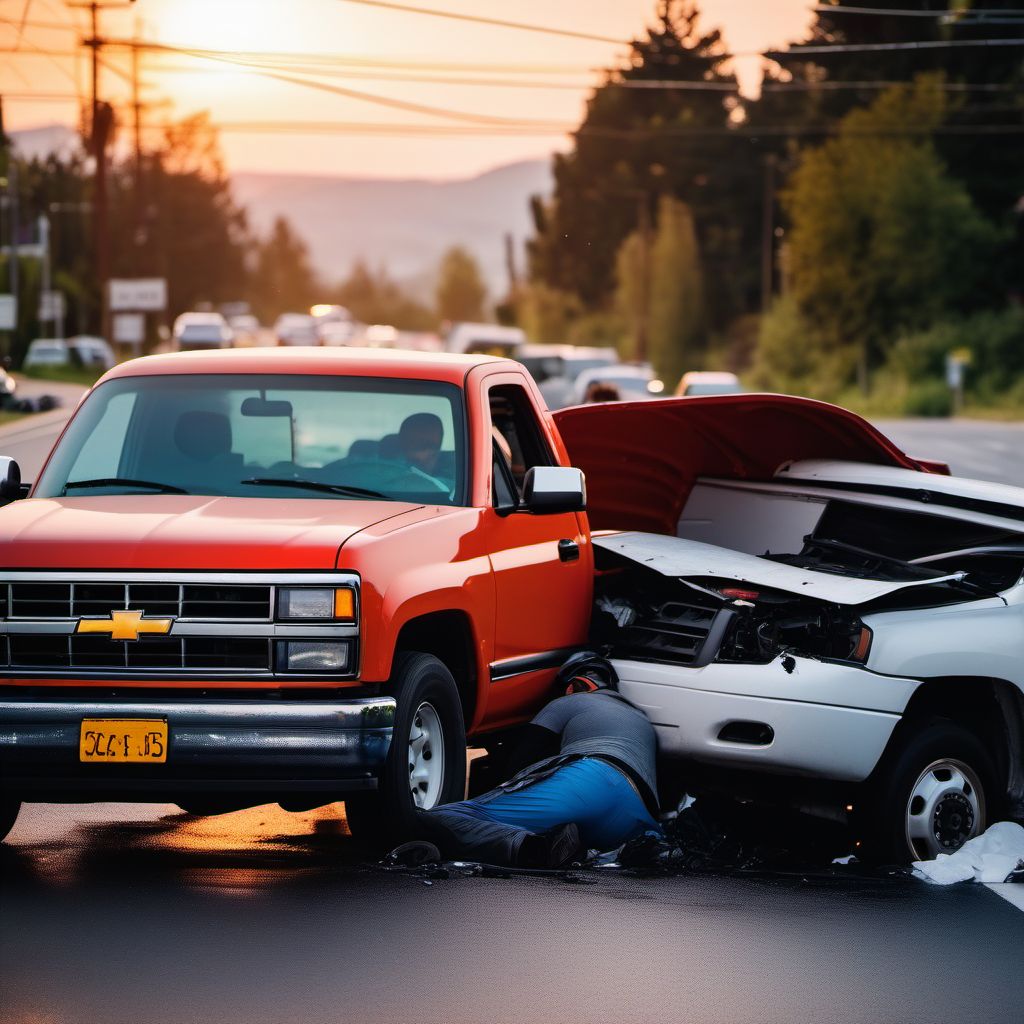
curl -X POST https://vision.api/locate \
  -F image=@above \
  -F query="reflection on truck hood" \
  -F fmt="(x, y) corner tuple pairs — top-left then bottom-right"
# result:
(554, 394), (933, 535)
(595, 532), (963, 605)
(0, 496), (425, 570)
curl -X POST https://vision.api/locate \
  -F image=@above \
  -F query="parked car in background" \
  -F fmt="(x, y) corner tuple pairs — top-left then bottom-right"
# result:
(311, 304), (353, 328)
(573, 363), (664, 404)
(273, 313), (319, 346)
(676, 370), (743, 397)
(444, 322), (525, 358)
(317, 321), (359, 346)
(173, 312), (233, 351)
(67, 335), (116, 370)
(22, 339), (69, 370)
(228, 315), (262, 347)
(518, 344), (619, 410)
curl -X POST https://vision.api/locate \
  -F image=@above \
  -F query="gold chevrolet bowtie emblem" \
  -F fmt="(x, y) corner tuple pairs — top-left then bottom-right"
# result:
(76, 609), (174, 642)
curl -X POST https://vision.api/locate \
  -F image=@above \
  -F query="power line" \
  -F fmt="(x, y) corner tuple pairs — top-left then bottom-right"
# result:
(130, 117), (1024, 139)
(107, 39), (604, 74)
(811, 4), (1024, 18)
(769, 37), (1024, 56)
(332, 0), (623, 45)
(263, 68), (572, 125)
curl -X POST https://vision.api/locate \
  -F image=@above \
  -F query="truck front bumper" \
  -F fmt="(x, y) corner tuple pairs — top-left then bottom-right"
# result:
(0, 696), (395, 800)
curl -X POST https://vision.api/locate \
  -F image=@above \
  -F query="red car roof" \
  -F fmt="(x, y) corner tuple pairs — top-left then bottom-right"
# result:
(554, 393), (934, 535)
(102, 346), (509, 386)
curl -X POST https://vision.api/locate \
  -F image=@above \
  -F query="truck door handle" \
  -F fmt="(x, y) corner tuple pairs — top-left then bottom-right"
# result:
(558, 539), (580, 563)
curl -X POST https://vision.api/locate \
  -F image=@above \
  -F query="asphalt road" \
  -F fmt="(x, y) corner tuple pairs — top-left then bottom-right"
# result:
(2, 411), (1024, 1023)
(875, 419), (1024, 486)
(3, 801), (1023, 1024)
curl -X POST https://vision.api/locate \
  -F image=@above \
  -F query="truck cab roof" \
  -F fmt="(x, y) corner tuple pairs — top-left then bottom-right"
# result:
(102, 346), (514, 387)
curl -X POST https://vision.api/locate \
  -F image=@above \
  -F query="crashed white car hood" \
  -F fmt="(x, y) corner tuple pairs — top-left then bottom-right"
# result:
(595, 532), (963, 605)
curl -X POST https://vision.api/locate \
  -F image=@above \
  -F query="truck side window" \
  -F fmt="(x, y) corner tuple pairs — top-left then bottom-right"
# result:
(488, 384), (554, 498)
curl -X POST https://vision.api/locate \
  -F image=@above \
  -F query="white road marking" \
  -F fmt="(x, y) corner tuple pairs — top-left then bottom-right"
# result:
(986, 883), (1024, 913)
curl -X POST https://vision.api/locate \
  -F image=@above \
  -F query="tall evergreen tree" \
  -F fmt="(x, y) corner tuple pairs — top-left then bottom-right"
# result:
(528, 2), (761, 328)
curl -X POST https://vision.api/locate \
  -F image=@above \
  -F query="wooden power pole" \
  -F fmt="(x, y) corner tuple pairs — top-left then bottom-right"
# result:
(68, 0), (134, 339)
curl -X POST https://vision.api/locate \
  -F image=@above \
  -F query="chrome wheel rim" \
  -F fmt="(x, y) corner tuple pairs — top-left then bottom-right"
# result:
(905, 758), (985, 861)
(408, 701), (445, 809)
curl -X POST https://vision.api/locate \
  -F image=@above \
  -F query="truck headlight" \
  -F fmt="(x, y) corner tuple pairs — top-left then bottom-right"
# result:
(277, 587), (356, 622)
(280, 640), (351, 672)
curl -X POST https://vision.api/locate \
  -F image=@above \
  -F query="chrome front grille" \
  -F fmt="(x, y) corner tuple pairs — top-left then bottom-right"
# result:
(7, 582), (272, 621)
(0, 571), (359, 679)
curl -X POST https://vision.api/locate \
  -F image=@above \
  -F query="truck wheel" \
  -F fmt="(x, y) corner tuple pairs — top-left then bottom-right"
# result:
(864, 718), (999, 864)
(345, 653), (467, 843)
(0, 799), (21, 843)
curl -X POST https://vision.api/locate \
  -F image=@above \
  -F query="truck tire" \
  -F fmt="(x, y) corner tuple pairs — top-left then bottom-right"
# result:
(345, 653), (467, 843)
(863, 717), (1000, 864)
(0, 799), (21, 843)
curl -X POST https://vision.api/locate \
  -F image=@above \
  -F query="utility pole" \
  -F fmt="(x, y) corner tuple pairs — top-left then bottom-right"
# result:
(0, 97), (18, 361)
(68, 0), (133, 341)
(635, 192), (651, 364)
(760, 154), (776, 313)
(131, 32), (144, 247)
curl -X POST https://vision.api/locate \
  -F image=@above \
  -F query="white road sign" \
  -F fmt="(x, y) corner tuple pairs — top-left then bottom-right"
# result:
(0, 295), (15, 331)
(109, 278), (167, 312)
(38, 291), (65, 322)
(113, 312), (146, 345)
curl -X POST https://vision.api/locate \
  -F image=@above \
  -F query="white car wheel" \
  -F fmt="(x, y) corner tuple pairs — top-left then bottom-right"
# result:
(904, 758), (986, 861)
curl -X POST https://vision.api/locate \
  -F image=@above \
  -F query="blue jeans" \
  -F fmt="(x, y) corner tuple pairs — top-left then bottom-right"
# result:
(419, 757), (661, 864)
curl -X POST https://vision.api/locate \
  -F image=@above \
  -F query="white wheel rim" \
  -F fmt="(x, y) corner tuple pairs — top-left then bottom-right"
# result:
(905, 758), (985, 861)
(408, 701), (445, 809)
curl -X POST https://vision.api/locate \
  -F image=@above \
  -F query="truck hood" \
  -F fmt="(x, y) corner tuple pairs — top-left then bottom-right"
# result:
(596, 532), (963, 605)
(0, 495), (424, 570)
(554, 394), (933, 535)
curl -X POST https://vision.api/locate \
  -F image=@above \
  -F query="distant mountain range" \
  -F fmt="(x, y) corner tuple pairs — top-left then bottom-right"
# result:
(10, 126), (552, 299)
(232, 159), (553, 299)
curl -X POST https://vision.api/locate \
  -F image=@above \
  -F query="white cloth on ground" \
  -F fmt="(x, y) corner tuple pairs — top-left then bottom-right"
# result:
(912, 821), (1024, 885)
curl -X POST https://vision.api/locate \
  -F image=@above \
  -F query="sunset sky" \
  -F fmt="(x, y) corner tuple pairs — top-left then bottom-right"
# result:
(1, 0), (814, 178)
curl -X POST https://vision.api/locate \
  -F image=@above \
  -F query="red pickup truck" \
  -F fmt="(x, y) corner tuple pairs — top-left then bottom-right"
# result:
(0, 348), (593, 839)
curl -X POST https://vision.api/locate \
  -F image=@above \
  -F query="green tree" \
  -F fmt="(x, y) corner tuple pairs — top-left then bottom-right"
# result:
(648, 196), (704, 383)
(760, 1), (1024, 296)
(435, 246), (487, 323)
(615, 196), (705, 382)
(248, 216), (320, 321)
(528, 2), (759, 328)
(115, 114), (251, 320)
(334, 260), (436, 330)
(778, 78), (999, 392)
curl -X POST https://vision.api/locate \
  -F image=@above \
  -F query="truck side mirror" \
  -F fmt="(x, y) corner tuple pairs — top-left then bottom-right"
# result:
(0, 456), (21, 505)
(523, 466), (586, 515)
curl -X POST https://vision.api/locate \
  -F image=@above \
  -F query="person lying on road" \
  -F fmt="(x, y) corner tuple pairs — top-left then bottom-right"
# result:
(410, 654), (663, 869)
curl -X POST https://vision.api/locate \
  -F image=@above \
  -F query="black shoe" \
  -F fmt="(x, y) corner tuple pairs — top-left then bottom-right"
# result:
(385, 840), (442, 867)
(516, 822), (582, 869)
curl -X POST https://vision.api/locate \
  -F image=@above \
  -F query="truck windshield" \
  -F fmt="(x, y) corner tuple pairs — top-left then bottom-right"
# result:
(35, 374), (467, 506)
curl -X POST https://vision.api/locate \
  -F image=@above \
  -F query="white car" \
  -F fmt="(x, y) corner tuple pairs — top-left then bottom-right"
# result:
(67, 335), (116, 370)
(227, 314), (262, 346)
(518, 344), (620, 410)
(555, 394), (1024, 862)
(273, 313), (319, 346)
(22, 338), (69, 369)
(573, 363), (664, 404)
(173, 312), (233, 351)
(676, 370), (743, 397)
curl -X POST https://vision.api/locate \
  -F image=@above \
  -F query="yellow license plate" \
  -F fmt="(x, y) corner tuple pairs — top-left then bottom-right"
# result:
(79, 719), (168, 763)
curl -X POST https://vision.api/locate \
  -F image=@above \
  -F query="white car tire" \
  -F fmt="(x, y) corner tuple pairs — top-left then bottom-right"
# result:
(867, 718), (1000, 863)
